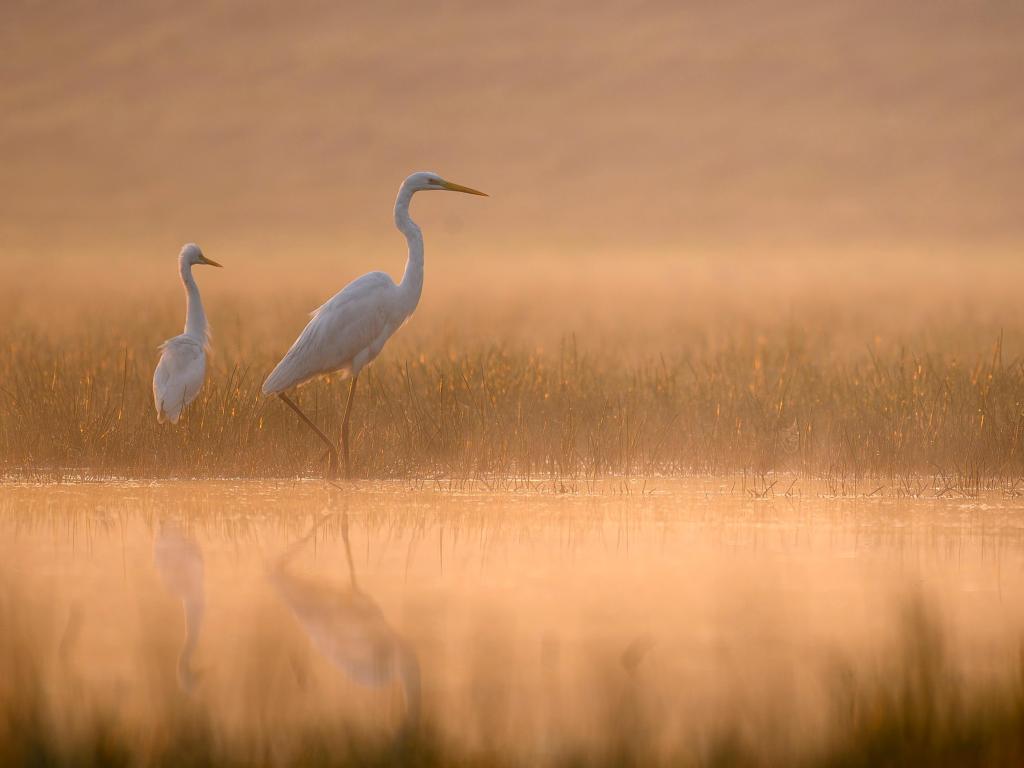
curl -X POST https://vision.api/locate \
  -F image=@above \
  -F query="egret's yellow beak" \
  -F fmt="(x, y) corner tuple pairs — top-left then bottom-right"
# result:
(199, 255), (223, 267)
(440, 180), (488, 196)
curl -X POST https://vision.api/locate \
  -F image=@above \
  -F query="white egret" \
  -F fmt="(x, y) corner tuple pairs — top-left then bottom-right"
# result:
(262, 172), (487, 477)
(153, 243), (222, 424)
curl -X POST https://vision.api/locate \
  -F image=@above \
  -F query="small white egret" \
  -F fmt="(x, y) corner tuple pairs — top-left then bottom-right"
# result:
(153, 243), (222, 424)
(262, 172), (487, 476)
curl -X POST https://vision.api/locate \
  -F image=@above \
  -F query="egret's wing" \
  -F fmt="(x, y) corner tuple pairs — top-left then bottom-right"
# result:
(262, 272), (398, 394)
(153, 335), (207, 423)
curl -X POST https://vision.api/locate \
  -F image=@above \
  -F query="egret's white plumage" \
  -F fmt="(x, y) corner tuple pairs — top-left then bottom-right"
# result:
(263, 172), (486, 475)
(263, 172), (486, 395)
(153, 244), (222, 424)
(262, 271), (401, 394)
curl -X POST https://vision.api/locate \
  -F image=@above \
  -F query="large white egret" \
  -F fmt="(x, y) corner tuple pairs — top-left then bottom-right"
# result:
(262, 171), (487, 477)
(153, 243), (222, 424)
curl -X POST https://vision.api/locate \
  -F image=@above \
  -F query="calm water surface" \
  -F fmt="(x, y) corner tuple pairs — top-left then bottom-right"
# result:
(2, 479), (1023, 759)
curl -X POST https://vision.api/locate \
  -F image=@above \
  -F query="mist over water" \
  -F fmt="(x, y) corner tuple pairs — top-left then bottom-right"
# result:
(4, 2), (1024, 764)
(3, 480), (1024, 763)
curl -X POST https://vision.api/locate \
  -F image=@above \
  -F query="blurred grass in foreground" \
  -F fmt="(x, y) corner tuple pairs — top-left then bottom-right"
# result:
(2, 595), (1022, 767)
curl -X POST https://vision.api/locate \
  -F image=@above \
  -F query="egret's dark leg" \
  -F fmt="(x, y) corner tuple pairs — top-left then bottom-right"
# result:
(341, 375), (359, 479)
(278, 393), (339, 476)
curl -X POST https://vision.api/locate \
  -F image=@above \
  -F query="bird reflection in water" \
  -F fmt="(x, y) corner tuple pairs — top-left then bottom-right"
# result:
(153, 520), (205, 693)
(270, 509), (421, 731)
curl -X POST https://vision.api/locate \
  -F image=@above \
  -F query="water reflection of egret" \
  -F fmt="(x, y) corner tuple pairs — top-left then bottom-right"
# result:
(270, 511), (421, 729)
(153, 521), (205, 693)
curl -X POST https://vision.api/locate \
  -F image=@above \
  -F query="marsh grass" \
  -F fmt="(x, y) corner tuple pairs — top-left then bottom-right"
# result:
(3, 311), (1024, 485)
(5, 255), (1024, 484)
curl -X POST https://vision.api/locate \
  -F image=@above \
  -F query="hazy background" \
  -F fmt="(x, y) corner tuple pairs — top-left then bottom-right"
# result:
(3, 0), (1022, 260)
(2, 0), (1023, 356)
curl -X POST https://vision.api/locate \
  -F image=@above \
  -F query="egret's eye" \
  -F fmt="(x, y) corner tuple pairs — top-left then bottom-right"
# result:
(428, 178), (441, 185)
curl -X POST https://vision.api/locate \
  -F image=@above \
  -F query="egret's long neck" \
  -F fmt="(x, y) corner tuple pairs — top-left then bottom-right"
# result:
(180, 261), (208, 342)
(395, 185), (424, 315)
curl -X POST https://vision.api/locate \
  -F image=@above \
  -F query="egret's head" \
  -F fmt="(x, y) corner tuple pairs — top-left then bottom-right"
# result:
(404, 171), (488, 196)
(179, 243), (222, 268)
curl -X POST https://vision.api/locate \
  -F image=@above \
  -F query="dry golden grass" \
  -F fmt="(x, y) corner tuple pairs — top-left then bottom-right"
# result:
(3, 254), (1024, 484)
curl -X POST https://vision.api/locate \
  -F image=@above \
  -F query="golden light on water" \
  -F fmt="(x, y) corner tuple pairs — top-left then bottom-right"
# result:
(4, 2), (1024, 765)
(5, 481), (1024, 764)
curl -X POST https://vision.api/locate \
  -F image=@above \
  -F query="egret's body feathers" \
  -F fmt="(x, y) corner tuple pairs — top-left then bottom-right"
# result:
(154, 335), (207, 424)
(152, 243), (221, 424)
(262, 271), (403, 394)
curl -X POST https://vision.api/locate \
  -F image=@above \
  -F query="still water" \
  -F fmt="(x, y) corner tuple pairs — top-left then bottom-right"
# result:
(2, 479), (1023, 761)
